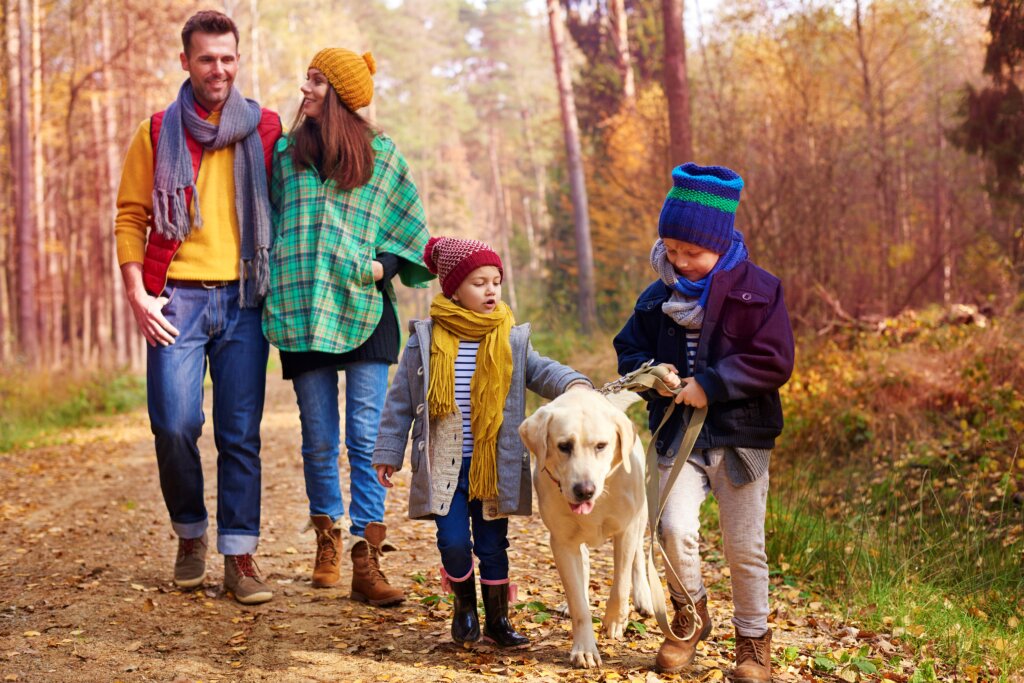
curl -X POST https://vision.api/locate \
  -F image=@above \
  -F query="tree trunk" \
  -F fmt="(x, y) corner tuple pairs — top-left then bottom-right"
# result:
(249, 0), (261, 101)
(662, 0), (692, 166)
(15, 0), (38, 364)
(101, 0), (127, 365)
(546, 0), (596, 333)
(3, 0), (18, 363)
(610, 0), (635, 104)
(488, 125), (518, 312)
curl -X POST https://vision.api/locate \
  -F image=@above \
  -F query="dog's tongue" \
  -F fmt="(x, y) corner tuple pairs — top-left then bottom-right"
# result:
(570, 501), (595, 515)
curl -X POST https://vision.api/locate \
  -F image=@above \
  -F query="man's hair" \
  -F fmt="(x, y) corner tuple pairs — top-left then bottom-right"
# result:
(181, 11), (240, 55)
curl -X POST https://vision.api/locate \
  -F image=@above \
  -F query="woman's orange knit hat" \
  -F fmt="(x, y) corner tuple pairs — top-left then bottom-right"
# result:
(308, 48), (376, 112)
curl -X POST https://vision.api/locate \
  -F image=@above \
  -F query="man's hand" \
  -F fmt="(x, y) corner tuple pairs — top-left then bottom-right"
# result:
(655, 363), (681, 397)
(674, 378), (708, 409)
(374, 464), (395, 489)
(372, 260), (384, 282)
(120, 263), (179, 347)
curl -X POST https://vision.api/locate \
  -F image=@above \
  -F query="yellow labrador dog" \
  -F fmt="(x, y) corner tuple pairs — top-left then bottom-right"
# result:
(519, 388), (653, 668)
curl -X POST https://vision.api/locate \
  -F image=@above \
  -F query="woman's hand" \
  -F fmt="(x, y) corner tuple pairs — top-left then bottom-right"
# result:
(674, 378), (708, 409)
(374, 464), (395, 488)
(372, 260), (384, 281)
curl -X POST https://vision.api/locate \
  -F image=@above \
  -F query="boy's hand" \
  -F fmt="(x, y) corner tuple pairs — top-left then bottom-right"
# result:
(674, 378), (708, 409)
(655, 363), (681, 397)
(374, 464), (395, 488)
(372, 260), (384, 281)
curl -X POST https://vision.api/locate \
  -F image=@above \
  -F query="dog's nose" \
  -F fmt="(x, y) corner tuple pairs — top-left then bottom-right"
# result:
(573, 482), (596, 501)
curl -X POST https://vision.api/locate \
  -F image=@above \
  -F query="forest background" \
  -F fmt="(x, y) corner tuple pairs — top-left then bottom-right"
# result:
(1, 0), (1023, 679)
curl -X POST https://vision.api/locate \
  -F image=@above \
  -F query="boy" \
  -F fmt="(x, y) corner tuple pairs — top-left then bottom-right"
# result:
(614, 163), (794, 682)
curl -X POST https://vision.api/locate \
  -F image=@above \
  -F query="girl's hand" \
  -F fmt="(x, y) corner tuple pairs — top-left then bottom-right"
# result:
(655, 363), (681, 397)
(374, 464), (395, 488)
(674, 378), (708, 409)
(372, 260), (384, 281)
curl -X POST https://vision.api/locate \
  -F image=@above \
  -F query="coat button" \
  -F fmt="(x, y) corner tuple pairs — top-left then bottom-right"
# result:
(416, 404), (424, 415)
(655, 440), (664, 449)
(417, 366), (424, 376)
(742, 292), (752, 301)
(417, 441), (425, 452)
(667, 328), (675, 336)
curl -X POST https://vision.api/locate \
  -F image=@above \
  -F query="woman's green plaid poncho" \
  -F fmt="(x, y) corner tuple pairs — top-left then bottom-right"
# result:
(262, 134), (434, 353)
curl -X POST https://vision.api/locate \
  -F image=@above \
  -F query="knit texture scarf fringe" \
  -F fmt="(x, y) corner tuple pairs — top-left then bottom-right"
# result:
(650, 230), (749, 311)
(152, 80), (272, 308)
(428, 294), (514, 501)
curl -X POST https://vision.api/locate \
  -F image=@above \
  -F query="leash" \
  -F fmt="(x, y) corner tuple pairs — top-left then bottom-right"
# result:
(599, 360), (707, 642)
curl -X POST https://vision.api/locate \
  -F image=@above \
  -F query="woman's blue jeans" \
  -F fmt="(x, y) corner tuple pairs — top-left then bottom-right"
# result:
(434, 458), (510, 581)
(291, 362), (389, 537)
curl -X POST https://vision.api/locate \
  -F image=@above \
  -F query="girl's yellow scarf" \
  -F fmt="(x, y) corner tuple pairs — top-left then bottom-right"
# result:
(428, 294), (514, 501)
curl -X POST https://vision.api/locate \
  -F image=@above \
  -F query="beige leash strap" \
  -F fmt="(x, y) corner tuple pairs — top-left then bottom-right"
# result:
(599, 361), (707, 642)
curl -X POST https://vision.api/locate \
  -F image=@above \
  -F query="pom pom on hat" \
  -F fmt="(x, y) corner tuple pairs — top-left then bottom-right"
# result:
(658, 163), (744, 254)
(423, 236), (504, 298)
(308, 47), (376, 112)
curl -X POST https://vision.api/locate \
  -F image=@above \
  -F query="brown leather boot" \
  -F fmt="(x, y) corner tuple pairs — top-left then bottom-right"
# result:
(310, 515), (342, 588)
(654, 595), (713, 673)
(350, 522), (405, 606)
(733, 629), (772, 682)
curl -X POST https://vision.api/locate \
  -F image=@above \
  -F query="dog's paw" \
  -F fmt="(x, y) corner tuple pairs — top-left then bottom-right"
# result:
(570, 642), (602, 669)
(632, 595), (654, 618)
(603, 618), (626, 640)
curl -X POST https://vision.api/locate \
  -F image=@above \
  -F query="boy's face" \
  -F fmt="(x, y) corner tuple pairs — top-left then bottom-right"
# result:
(662, 237), (720, 282)
(452, 265), (502, 314)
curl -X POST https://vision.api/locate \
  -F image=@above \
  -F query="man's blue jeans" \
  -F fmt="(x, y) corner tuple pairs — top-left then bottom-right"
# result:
(435, 458), (510, 582)
(147, 283), (269, 556)
(291, 362), (389, 537)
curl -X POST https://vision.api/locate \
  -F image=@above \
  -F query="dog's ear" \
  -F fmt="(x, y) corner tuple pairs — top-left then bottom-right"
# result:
(611, 407), (636, 474)
(519, 406), (553, 471)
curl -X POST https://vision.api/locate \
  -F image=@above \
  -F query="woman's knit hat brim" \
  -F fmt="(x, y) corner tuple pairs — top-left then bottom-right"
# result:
(423, 236), (504, 298)
(658, 163), (744, 254)
(309, 48), (376, 112)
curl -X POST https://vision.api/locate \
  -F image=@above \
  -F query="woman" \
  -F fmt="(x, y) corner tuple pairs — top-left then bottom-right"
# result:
(263, 47), (433, 605)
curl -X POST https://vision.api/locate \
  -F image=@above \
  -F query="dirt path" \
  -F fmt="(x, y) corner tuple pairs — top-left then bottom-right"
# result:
(0, 373), (919, 682)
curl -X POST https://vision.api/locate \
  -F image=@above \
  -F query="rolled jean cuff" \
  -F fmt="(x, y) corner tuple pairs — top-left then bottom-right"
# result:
(171, 518), (208, 540)
(733, 617), (770, 638)
(217, 533), (259, 556)
(668, 583), (707, 605)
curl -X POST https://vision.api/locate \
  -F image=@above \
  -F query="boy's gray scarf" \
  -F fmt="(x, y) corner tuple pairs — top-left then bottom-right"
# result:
(651, 240), (704, 329)
(152, 80), (271, 308)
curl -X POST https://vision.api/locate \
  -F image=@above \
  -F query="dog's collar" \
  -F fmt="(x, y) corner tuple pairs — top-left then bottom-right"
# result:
(542, 466), (562, 492)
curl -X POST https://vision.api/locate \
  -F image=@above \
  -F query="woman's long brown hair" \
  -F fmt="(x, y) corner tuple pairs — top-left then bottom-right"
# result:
(288, 85), (376, 190)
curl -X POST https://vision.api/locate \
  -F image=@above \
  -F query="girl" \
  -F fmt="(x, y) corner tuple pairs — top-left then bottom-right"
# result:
(372, 237), (591, 646)
(262, 47), (433, 603)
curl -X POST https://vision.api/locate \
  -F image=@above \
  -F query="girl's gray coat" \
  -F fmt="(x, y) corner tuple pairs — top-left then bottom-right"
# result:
(373, 318), (589, 520)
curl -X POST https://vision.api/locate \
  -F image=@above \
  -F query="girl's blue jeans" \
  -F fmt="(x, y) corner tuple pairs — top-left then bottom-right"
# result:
(434, 458), (510, 581)
(291, 362), (389, 538)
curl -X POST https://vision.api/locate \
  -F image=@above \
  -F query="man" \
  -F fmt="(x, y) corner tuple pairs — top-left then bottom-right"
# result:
(114, 10), (282, 605)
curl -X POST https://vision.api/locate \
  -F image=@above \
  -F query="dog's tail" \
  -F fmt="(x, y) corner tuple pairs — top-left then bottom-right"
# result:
(602, 390), (644, 412)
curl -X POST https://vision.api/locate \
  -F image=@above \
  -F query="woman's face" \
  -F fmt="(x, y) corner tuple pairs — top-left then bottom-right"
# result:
(300, 68), (330, 120)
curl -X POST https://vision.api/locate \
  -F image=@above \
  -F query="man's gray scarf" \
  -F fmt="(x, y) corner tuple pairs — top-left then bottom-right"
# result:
(651, 239), (704, 329)
(152, 80), (271, 308)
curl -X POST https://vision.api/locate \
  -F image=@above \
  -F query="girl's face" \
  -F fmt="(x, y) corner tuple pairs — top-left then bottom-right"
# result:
(662, 237), (720, 282)
(452, 266), (502, 314)
(300, 68), (330, 120)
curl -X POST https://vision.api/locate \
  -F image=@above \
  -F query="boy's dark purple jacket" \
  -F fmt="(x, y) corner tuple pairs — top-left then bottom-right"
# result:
(613, 259), (795, 454)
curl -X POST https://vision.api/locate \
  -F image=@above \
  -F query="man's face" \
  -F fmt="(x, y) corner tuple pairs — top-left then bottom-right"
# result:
(180, 32), (239, 112)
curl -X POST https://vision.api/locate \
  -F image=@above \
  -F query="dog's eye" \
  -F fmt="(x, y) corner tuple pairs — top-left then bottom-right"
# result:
(557, 442), (573, 454)
(595, 442), (608, 451)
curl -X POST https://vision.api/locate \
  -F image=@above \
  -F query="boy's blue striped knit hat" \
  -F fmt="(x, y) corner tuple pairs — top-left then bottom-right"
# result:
(658, 163), (744, 254)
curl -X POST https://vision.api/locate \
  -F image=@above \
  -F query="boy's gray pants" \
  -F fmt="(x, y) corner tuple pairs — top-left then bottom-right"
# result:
(657, 447), (770, 637)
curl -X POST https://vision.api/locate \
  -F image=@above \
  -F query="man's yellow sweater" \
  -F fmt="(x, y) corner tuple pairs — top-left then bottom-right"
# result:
(114, 111), (241, 281)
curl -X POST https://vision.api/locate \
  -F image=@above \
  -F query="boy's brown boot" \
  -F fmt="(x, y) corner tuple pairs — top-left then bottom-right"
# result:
(224, 554), (273, 605)
(733, 629), (772, 682)
(310, 515), (342, 588)
(173, 532), (208, 588)
(350, 522), (404, 606)
(654, 595), (713, 673)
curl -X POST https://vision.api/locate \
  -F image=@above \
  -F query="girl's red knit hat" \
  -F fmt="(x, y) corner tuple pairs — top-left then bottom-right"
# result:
(423, 236), (504, 297)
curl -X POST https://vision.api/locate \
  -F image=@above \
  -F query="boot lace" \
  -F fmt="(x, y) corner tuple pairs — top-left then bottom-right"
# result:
(316, 531), (339, 565)
(736, 633), (769, 667)
(178, 536), (203, 559)
(233, 554), (260, 579)
(367, 547), (388, 583)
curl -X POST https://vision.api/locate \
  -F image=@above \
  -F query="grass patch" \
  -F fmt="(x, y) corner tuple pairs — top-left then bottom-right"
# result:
(0, 369), (146, 452)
